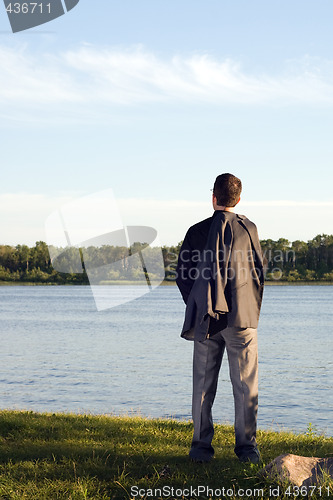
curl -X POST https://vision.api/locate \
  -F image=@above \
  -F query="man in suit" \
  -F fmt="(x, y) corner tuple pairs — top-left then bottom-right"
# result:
(176, 173), (264, 464)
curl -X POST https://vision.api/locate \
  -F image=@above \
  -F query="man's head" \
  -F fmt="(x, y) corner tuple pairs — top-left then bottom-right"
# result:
(213, 173), (242, 209)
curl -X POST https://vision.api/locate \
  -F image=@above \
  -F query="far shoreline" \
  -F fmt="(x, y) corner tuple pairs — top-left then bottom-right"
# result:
(0, 280), (333, 286)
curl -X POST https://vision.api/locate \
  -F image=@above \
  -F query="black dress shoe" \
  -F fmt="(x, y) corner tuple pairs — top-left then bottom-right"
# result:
(189, 447), (214, 463)
(238, 448), (261, 464)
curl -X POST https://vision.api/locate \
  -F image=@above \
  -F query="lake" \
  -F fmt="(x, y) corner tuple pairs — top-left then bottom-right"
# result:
(0, 285), (332, 436)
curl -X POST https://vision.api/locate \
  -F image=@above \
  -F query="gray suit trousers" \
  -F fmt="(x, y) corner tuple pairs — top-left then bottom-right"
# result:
(191, 326), (258, 457)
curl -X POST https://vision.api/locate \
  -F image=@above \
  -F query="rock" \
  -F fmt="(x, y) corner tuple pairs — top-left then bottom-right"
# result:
(259, 454), (333, 487)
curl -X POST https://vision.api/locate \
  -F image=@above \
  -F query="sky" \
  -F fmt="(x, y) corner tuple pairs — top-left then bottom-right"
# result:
(1, 0), (333, 247)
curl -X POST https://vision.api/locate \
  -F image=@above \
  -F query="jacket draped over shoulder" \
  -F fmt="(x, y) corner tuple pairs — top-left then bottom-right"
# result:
(179, 211), (264, 342)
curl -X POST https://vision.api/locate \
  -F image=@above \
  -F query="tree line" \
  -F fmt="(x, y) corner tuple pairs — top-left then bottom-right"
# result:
(0, 234), (333, 284)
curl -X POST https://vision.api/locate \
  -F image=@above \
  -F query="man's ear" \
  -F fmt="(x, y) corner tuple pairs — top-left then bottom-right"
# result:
(212, 193), (217, 209)
(236, 197), (241, 205)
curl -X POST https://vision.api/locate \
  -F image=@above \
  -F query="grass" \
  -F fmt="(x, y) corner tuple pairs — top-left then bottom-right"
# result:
(0, 412), (332, 499)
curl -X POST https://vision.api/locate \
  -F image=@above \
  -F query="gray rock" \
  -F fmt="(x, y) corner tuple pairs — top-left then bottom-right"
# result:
(259, 454), (333, 487)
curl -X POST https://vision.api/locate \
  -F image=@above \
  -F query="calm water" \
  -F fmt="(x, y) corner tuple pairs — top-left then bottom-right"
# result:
(0, 285), (332, 436)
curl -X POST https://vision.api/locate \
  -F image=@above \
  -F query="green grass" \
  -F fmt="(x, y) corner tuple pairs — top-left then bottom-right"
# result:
(0, 411), (332, 499)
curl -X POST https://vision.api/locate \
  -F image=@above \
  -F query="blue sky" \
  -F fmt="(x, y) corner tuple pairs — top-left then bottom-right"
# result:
(1, 0), (333, 246)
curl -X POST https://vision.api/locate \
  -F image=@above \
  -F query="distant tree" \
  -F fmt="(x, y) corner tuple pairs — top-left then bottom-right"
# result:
(0, 236), (332, 283)
(16, 244), (31, 272)
(32, 241), (51, 271)
(0, 245), (19, 271)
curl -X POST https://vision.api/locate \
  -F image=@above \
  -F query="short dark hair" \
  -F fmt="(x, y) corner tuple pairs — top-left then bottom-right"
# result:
(213, 173), (242, 207)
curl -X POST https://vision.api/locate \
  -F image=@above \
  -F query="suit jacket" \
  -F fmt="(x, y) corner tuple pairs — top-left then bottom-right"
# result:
(176, 210), (264, 341)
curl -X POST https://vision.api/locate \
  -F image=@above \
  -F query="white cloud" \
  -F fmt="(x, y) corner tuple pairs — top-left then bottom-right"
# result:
(240, 200), (333, 207)
(0, 192), (79, 246)
(0, 45), (78, 103)
(1, 43), (333, 121)
(1, 193), (332, 246)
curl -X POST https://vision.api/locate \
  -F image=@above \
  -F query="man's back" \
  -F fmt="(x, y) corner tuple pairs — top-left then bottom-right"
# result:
(176, 173), (264, 465)
(177, 210), (264, 342)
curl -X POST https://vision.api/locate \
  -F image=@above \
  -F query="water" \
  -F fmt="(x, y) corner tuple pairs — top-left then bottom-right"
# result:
(0, 285), (332, 436)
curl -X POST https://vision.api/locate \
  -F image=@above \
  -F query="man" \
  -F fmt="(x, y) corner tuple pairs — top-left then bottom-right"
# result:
(176, 173), (264, 464)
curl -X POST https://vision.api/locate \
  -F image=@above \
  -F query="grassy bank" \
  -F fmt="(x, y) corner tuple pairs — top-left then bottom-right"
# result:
(0, 411), (332, 499)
